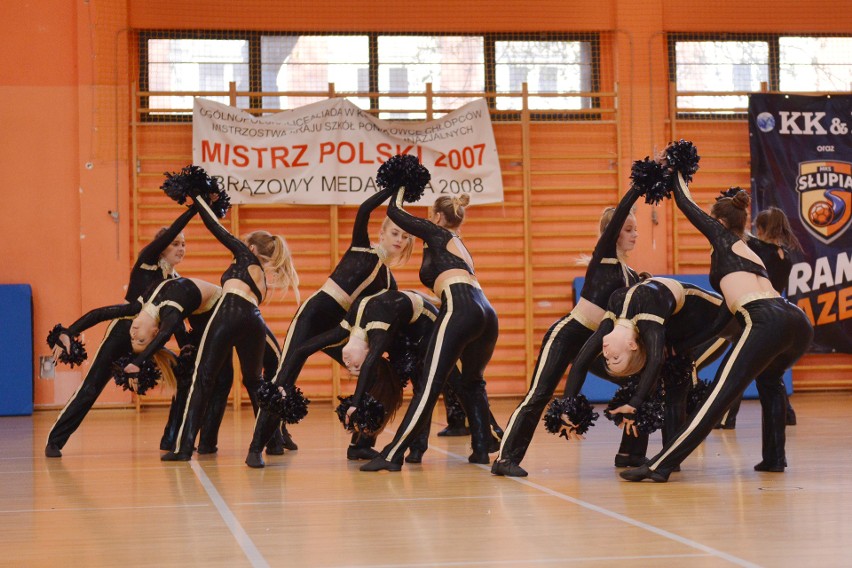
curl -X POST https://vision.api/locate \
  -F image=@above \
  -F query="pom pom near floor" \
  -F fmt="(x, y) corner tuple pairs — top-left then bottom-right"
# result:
(2, 393), (850, 567)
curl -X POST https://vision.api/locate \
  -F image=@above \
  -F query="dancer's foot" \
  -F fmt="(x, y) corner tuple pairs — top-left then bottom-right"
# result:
(468, 451), (490, 465)
(437, 425), (470, 437)
(491, 459), (528, 477)
(347, 446), (380, 461)
(405, 448), (424, 464)
(197, 444), (218, 455)
(614, 453), (647, 468)
(619, 464), (672, 483)
(280, 426), (299, 451)
(360, 455), (402, 472)
(245, 451), (265, 469)
(44, 443), (62, 458)
(161, 451), (192, 462)
(754, 461), (785, 472)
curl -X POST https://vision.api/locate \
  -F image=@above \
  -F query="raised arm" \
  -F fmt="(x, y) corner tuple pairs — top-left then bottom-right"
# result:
(387, 187), (444, 244)
(594, 186), (640, 258)
(671, 173), (724, 244)
(195, 196), (250, 259)
(351, 188), (394, 247)
(137, 207), (196, 266)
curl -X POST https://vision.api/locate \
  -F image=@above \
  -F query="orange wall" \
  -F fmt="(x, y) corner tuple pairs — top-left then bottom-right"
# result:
(2, 0), (849, 408)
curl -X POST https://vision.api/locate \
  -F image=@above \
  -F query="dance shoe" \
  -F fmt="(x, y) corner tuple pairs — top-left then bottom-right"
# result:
(754, 461), (786, 472)
(197, 444), (218, 455)
(44, 443), (62, 458)
(437, 425), (470, 437)
(491, 459), (528, 477)
(280, 426), (299, 451)
(161, 451), (192, 462)
(405, 448), (424, 464)
(619, 464), (672, 483)
(264, 438), (285, 456)
(785, 407), (797, 426)
(245, 451), (265, 469)
(614, 454), (647, 468)
(360, 455), (403, 472)
(468, 451), (490, 465)
(347, 446), (380, 461)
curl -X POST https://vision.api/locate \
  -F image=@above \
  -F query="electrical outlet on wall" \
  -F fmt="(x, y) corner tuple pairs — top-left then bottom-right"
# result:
(39, 356), (55, 379)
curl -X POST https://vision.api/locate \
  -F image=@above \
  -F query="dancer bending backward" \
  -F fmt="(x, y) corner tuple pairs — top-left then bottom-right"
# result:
(163, 192), (298, 461)
(715, 205), (802, 429)
(621, 142), (813, 482)
(246, 188), (412, 462)
(492, 185), (641, 477)
(45, 205), (195, 457)
(362, 160), (499, 472)
(556, 277), (728, 464)
(119, 276), (287, 454)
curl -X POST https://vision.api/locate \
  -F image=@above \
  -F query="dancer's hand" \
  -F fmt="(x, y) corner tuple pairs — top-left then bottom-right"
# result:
(345, 406), (356, 429)
(611, 404), (638, 437)
(124, 363), (140, 374)
(52, 334), (71, 363)
(558, 415), (585, 441)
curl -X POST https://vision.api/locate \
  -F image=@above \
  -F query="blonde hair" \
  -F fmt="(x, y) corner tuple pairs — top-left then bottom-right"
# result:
(152, 349), (178, 390)
(432, 194), (470, 229)
(245, 230), (301, 304)
(605, 329), (647, 378)
(576, 205), (636, 266)
(380, 217), (414, 268)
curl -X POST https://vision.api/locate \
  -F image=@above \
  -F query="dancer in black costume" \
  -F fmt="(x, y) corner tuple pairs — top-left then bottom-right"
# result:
(621, 142), (813, 482)
(163, 190), (298, 461)
(245, 190), (412, 466)
(491, 186), (642, 477)
(45, 206), (195, 457)
(554, 277), (729, 462)
(715, 205), (802, 429)
(362, 174), (499, 472)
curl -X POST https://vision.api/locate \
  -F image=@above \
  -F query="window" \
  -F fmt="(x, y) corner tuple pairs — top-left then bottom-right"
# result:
(671, 34), (852, 116)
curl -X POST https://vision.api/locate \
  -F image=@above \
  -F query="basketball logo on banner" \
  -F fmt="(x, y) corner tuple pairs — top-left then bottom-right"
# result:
(797, 161), (852, 244)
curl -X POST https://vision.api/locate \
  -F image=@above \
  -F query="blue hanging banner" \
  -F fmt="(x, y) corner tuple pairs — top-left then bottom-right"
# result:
(749, 93), (852, 353)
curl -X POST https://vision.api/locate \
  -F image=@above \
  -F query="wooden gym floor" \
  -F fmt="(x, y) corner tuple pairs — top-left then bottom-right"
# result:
(1, 393), (850, 567)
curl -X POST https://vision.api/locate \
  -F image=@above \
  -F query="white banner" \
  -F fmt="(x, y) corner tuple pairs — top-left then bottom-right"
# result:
(192, 97), (504, 205)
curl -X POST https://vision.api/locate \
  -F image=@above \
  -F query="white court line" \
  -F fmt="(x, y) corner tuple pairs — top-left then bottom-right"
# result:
(342, 552), (713, 567)
(189, 460), (269, 568)
(428, 445), (762, 568)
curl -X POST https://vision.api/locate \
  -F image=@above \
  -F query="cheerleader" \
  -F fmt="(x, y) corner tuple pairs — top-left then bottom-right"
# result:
(361, 157), (499, 472)
(45, 206), (196, 457)
(554, 277), (729, 462)
(715, 205), (802, 429)
(621, 142), (813, 482)
(492, 185), (642, 477)
(162, 189), (298, 461)
(246, 189), (412, 460)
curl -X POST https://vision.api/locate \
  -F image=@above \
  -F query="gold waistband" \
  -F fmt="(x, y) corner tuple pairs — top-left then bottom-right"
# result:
(225, 287), (259, 307)
(730, 291), (778, 313)
(321, 280), (353, 311)
(436, 274), (480, 298)
(193, 287), (223, 315)
(571, 310), (599, 332)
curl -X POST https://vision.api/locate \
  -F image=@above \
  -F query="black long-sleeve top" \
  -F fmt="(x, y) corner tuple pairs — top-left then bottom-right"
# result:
(672, 174), (769, 294)
(746, 236), (792, 294)
(127, 207), (196, 303)
(565, 279), (727, 408)
(327, 188), (397, 297)
(387, 188), (473, 290)
(579, 187), (641, 308)
(196, 197), (265, 303)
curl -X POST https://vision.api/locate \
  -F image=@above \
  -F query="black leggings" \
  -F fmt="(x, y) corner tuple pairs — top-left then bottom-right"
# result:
(648, 297), (812, 472)
(172, 292), (268, 455)
(249, 290), (346, 452)
(497, 315), (593, 465)
(380, 283), (499, 463)
(46, 319), (132, 449)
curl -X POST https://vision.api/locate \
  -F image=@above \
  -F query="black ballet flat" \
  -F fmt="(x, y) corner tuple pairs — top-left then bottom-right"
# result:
(785, 408), (797, 426)
(245, 451), (265, 469)
(405, 448), (425, 464)
(468, 451), (490, 465)
(491, 459), (528, 477)
(280, 427), (299, 451)
(44, 443), (62, 458)
(754, 461), (786, 472)
(347, 446), (380, 461)
(197, 444), (218, 455)
(614, 454), (647, 468)
(265, 440), (284, 456)
(161, 451), (192, 462)
(437, 425), (470, 437)
(360, 456), (403, 472)
(487, 436), (501, 453)
(619, 464), (671, 483)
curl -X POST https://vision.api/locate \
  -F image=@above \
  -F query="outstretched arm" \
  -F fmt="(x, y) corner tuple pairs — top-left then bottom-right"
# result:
(351, 188), (394, 247)
(273, 325), (349, 386)
(671, 173), (725, 244)
(195, 196), (249, 259)
(387, 187), (442, 244)
(594, 186), (640, 258)
(137, 207), (196, 266)
(130, 309), (184, 367)
(627, 323), (666, 408)
(350, 329), (394, 407)
(66, 302), (142, 337)
(563, 320), (612, 398)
